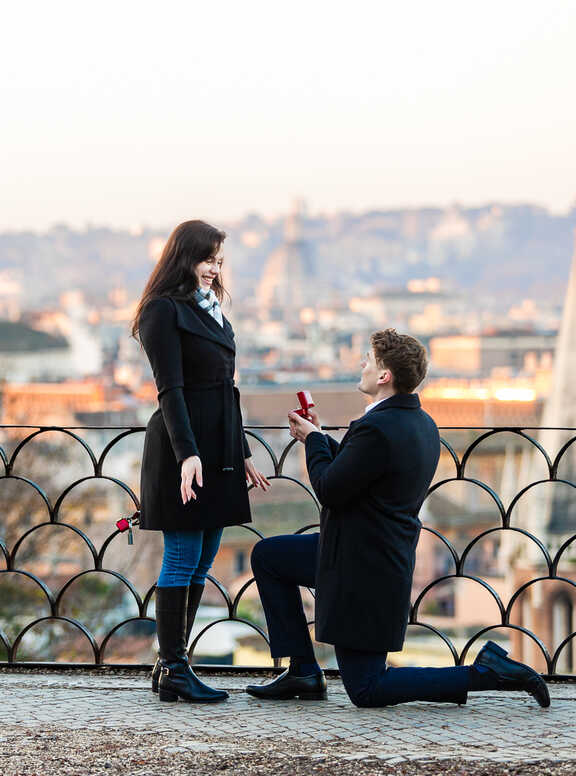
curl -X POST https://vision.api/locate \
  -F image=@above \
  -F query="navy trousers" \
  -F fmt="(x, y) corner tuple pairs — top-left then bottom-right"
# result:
(251, 533), (470, 707)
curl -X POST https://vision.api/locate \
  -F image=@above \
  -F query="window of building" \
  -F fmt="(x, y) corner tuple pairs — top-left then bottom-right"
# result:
(235, 550), (246, 574)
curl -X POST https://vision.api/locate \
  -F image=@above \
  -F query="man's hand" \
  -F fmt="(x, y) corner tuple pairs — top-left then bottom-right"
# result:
(245, 457), (271, 491)
(181, 455), (203, 504)
(288, 410), (321, 443)
(306, 408), (321, 430)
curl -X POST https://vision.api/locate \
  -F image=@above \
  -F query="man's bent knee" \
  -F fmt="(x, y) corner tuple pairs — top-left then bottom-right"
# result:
(347, 689), (396, 708)
(346, 686), (375, 708)
(343, 680), (397, 708)
(250, 537), (275, 573)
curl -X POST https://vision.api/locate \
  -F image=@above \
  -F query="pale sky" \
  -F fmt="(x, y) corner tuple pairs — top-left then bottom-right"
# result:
(2, 0), (575, 231)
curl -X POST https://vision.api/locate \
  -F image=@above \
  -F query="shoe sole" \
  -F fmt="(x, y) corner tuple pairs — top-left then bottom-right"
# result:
(246, 689), (327, 701)
(159, 688), (229, 703)
(526, 677), (551, 708)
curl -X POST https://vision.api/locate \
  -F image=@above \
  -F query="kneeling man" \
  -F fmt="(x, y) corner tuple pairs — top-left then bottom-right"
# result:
(246, 329), (549, 709)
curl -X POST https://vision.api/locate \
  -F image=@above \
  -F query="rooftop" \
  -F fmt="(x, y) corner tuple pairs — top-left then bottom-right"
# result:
(0, 320), (68, 353)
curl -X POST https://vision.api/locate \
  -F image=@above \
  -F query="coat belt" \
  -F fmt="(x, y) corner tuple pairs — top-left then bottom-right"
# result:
(183, 377), (236, 472)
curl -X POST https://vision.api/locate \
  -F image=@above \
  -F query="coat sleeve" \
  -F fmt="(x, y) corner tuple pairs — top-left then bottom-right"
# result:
(310, 433), (339, 460)
(304, 423), (388, 508)
(234, 387), (252, 458)
(325, 434), (340, 458)
(242, 429), (252, 458)
(139, 297), (200, 463)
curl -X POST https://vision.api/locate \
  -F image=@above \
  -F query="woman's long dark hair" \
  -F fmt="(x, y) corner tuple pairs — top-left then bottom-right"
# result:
(132, 220), (227, 338)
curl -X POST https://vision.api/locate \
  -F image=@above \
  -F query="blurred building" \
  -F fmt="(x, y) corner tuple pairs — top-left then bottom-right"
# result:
(508, 234), (576, 673)
(430, 332), (556, 377)
(0, 320), (73, 383)
(0, 272), (22, 321)
(256, 202), (317, 326)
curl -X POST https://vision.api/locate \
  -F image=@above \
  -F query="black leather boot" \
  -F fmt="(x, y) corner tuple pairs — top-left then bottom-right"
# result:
(246, 668), (327, 701)
(473, 640), (550, 708)
(151, 582), (204, 693)
(154, 585), (228, 703)
(159, 661), (228, 703)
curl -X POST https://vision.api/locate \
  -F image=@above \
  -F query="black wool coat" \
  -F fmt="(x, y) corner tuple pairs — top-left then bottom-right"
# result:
(305, 393), (440, 653)
(138, 296), (252, 531)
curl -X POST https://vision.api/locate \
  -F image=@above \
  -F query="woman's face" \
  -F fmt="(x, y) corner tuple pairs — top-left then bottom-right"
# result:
(195, 248), (224, 291)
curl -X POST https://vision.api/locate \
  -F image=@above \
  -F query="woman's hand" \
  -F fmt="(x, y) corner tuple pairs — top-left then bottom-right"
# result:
(245, 457), (271, 491)
(288, 411), (322, 443)
(181, 455), (203, 504)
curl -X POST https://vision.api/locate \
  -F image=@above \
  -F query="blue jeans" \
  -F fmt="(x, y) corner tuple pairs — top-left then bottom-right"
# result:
(157, 528), (223, 587)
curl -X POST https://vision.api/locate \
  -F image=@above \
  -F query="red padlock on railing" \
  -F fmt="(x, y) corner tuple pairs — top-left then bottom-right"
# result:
(115, 511), (140, 546)
(293, 390), (315, 420)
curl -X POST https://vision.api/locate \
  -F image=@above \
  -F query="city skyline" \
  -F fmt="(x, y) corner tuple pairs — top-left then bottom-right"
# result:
(2, 0), (576, 230)
(0, 197), (574, 235)
(0, 202), (572, 312)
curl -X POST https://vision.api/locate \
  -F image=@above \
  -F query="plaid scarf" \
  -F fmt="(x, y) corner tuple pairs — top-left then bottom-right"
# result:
(194, 287), (223, 327)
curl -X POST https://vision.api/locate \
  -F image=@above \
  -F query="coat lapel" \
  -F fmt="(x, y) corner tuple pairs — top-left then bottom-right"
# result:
(222, 315), (235, 342)
(172, 299), (236, 353)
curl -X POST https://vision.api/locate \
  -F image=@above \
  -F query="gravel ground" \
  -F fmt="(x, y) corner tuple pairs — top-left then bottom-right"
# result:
(3, 669), (575, 774)
(1, 727), (574, 776)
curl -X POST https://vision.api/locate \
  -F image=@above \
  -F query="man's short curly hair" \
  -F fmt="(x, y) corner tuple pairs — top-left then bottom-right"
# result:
(370, 329), (428, 394)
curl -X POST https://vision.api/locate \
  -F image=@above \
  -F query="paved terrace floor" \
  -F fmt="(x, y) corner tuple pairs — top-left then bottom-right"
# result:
(1, 669), (575, 776)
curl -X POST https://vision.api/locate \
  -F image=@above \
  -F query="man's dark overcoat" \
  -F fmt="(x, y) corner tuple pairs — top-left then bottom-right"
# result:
(138, 296), (251, 531)
(305, 394), (440, 653)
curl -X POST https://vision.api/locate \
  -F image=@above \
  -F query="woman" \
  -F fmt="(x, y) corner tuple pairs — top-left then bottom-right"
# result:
(132, 220), (270, 703)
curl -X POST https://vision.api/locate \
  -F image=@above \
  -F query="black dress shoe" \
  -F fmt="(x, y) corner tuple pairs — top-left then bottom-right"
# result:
(246, 669), (327, 701)
(158, 662), (229, 703)
(474, 640), (550, 708)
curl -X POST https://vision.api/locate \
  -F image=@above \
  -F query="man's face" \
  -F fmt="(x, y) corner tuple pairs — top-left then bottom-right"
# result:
(358, 347), (388, 396)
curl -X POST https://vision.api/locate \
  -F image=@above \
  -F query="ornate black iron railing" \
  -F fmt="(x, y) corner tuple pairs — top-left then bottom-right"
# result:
(0, 424), (575, 677)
